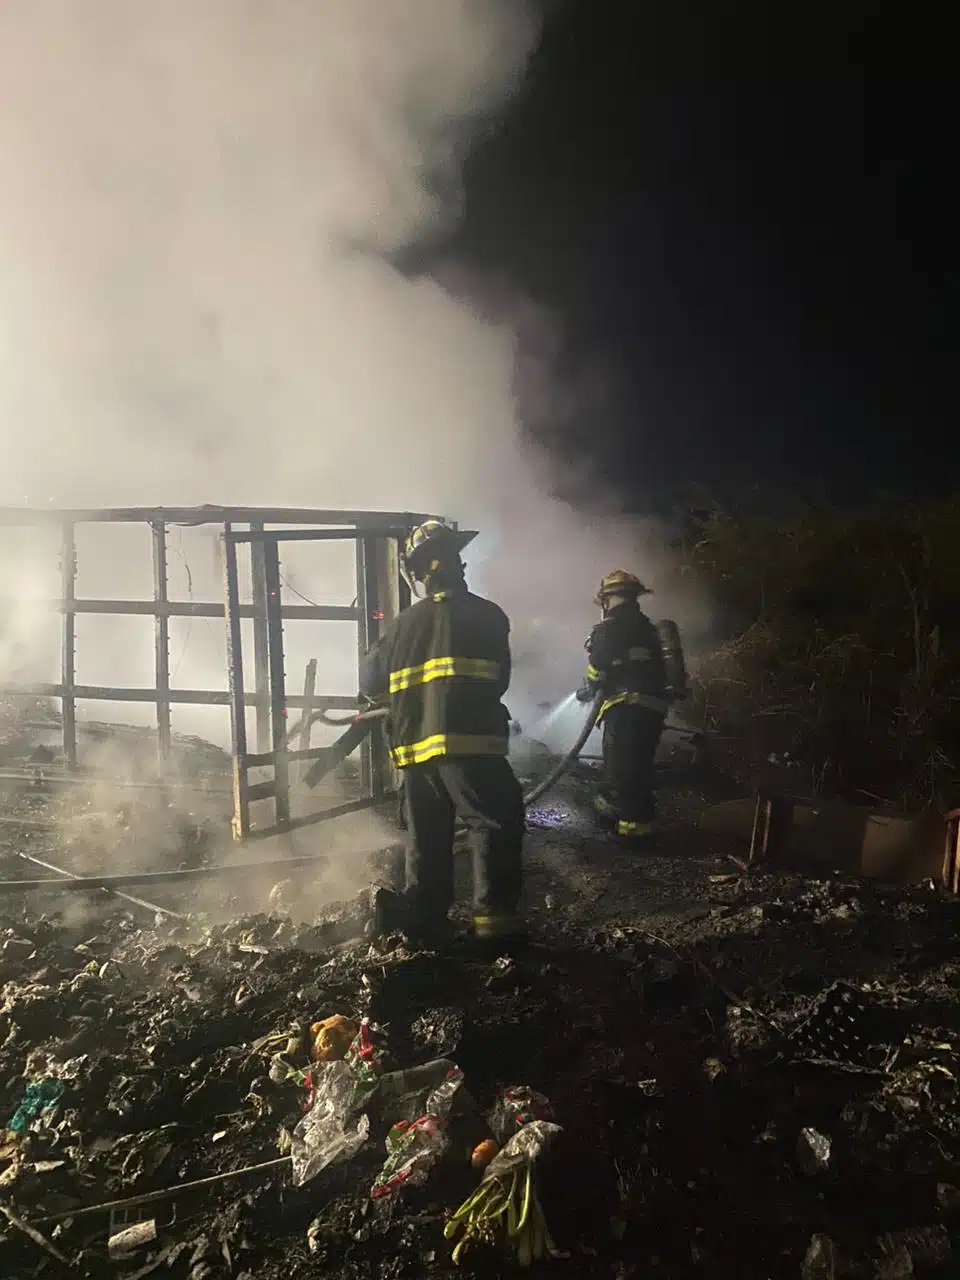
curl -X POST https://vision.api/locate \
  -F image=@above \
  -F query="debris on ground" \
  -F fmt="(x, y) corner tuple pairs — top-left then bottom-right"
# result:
(445, 1111), (564, 1267)
(796, 1126), (832, 1175)
(2, 734), (960, 1277)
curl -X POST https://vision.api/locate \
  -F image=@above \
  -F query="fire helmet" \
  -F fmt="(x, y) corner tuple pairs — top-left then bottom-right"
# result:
(595, 569), (650, 606)
(403, 518), (477, 579)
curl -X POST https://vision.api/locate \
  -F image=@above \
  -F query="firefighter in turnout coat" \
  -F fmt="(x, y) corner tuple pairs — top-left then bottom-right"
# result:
(576, 570), (670, 844)
(360, 519), (525, 944)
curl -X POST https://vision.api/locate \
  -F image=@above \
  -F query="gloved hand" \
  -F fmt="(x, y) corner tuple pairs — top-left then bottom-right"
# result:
(574, 683), (594, 705)
(358, 691), (388, 710)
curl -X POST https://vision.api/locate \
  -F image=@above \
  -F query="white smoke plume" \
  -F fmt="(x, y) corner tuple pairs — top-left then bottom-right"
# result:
(0, 0), (706, 760)
(0, 0), (536, 509)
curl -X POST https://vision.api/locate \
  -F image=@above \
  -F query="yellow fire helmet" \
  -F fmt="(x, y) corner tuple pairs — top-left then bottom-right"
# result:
(403, 518), (477, 578)
(595, 569), (651, 606)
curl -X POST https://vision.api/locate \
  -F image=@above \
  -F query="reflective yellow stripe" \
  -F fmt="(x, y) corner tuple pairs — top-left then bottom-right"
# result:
(599, 691), (669, 718)
(473, 914), (522, 938)
(388, 656), (500, 693)
(586, 663), (602, 680)
(618, 819), (654, 837)
(390, 733), (509, 767)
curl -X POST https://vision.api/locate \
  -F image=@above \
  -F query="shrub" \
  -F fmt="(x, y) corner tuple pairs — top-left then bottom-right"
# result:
(679, 496), (960, 806)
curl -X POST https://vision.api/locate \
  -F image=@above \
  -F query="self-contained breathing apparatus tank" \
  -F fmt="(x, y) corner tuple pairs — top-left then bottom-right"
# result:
(656, 618), (689, 701)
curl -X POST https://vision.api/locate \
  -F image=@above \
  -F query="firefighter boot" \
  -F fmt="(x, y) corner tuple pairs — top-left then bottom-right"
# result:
(471, 912), (528, 956)
(593, 792), (618, 830)
(366, 886), (408, 939)
(367, 886), (454, 947)
(614, 818), (658, 849)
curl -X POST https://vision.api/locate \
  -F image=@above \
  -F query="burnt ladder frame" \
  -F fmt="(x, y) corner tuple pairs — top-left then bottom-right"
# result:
(0, 506), (424, 799)
(221, 525), (410, 841)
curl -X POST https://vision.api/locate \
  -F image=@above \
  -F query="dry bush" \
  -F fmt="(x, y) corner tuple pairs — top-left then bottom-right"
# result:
(680, 496), (960, 806)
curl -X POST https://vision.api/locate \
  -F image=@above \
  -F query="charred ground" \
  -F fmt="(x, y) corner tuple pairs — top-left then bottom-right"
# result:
(2, 713), (959, 1278)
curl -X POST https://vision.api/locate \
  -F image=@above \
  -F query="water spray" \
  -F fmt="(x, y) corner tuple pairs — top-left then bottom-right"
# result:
(521, 692), (602, 806)
(527, 691), (580, 739)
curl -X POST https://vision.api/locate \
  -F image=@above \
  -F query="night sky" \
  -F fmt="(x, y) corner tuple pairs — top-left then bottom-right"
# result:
(445, 0), (954, 509)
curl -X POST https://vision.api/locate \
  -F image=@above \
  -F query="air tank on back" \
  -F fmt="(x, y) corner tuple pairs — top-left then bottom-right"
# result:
(656, 619), (688, 700)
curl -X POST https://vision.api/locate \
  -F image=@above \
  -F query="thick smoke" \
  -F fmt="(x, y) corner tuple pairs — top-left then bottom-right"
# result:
(0, 0), (706, 765)
(0, 0), (537, 512)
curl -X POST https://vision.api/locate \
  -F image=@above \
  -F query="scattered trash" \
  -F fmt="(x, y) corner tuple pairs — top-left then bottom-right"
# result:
(290, 1020), (379, 1185)
(307, 1215), (324, 1253)
(6, 1079), (64, 1136)
(877, 1225), (951, 1272)
(485, 955), (517, 986)
(376, 1058), (460, 1116)
(126, 1240), (190, 1279)
(802, 1232), (837, 1280)
(471, 1138), (499, 1170)
(26, 1156), (290, 1235)
(796, 1126), (832, 1175)
(445, 1118), (564, 1266)
(2, 776), (960, 1278)
(875, 1245), (914, 1280)
(488, 1086), (553, 1142)
(268, 881), (293, 913)
(108, 1218), (158, 1258)
(789, 981), (881, 1065)
(370, 1065), (465, 1199)
(311, 1014), (359, 1063)
(0, 1200), (71, 1265)
(2, 935), (36, 961)
(410, 1008), (464, 1057)
(633, 1078), (663, 1098)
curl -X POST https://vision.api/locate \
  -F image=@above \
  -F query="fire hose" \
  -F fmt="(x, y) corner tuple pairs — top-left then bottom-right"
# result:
(520, 695), (603, 806)
(301, 696), (604, 808)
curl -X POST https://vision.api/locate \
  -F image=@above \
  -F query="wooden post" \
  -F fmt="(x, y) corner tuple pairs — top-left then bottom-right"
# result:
(60, 522), (77, 770)
(250, 520), (271, 754)
(222, 527), (250, 840)
(295, 658), (318, 787)
(369, 534), (404, 799)
(151, 522), (172, 759)
(262, 536), (290, 829)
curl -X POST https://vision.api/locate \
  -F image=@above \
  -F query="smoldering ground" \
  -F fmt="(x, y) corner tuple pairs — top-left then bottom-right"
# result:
(2, 731), (398, 931)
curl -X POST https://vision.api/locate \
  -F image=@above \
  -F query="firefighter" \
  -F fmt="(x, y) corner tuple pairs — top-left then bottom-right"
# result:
(575, 570), (670, 844)
(360, 519), (525, 945)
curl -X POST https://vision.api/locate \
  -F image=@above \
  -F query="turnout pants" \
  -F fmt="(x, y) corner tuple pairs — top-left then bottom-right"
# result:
(402, 756), (525, 934)
(600, 704), (666, 838)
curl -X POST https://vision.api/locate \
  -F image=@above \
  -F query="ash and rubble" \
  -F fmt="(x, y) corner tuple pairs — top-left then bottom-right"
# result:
(1, 721), (960, 1277)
